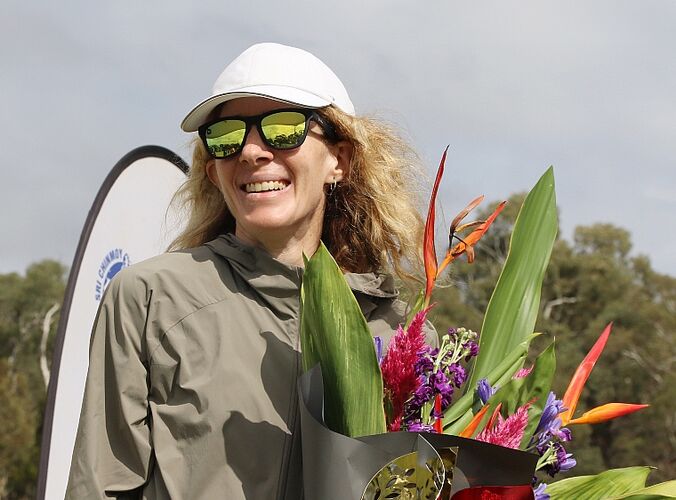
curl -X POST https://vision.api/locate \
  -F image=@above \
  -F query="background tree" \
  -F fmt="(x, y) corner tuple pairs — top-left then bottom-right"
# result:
(0, 261), (66, 499)
(432, 195), (675, 484)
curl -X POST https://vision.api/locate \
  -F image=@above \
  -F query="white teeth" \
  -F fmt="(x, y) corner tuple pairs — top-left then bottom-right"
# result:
(244, 180), (288, 193)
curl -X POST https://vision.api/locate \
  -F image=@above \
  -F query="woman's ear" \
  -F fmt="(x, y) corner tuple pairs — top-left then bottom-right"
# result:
(205, 159), (220, 190)
(329, 140), (353, 183)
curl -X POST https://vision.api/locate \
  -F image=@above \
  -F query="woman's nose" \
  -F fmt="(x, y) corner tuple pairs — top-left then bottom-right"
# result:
(238, 127), (274, 166)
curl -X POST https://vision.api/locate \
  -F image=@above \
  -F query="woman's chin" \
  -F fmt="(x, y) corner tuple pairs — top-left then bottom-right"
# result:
(236, 212), (298, 235)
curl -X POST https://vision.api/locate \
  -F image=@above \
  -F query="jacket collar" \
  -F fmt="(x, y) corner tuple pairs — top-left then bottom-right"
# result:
(206, 233), (398, 300)
(344, 272), (398, 299)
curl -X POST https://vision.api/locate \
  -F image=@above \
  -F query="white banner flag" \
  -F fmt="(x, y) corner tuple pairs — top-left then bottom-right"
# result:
(37, 146), (188, 500)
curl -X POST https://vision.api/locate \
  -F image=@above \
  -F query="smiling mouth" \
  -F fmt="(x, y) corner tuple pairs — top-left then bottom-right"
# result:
(242, 180), (290, 193)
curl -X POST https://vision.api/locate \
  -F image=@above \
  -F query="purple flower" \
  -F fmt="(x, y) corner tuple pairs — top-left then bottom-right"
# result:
(532, 392), (572, 452)
(408, 379), (434, 412)
(535, 392), (566, 435)
(476, 378), (496, 405)
(533, 483), (550, 500)
(529, 392), (576, 479)
(401, 326), (478, 432)
(407, 420), (435, 433)
(374, 336), (383, 365)
(430, 371), (451, 392)
(448, 364), (467, 387)
(554, 443), (577, 473)
(557, 427), (572, 442)
(546, 443), (576, 476)
(430, 372), (455, 412)
(414, 351), (434, 376)
(464, 340), (479, 360)
(534, 419), (571, 453)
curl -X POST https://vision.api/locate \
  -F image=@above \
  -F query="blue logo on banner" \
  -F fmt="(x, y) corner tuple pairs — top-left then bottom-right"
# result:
(95, 248), (130, 301)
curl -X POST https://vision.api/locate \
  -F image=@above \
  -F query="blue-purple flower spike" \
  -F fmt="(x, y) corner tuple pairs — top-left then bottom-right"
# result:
(374, 336), (383, 365)
(531, 391), (572, 452)
(533, 483), (550, 500)
(476, 378), (496, 405)
(548, 443), (576, 476)
(535, 392), (566, 435)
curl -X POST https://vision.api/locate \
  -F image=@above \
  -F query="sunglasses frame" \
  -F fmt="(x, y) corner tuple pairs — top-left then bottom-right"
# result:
(198, 108), (338, 160)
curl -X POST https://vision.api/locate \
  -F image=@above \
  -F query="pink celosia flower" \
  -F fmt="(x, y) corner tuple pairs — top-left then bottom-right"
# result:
(381, 308), (429, 430)
(389, 416), (402, 432)
(513, 365), (534, 379)
(476, 403), (531, 449)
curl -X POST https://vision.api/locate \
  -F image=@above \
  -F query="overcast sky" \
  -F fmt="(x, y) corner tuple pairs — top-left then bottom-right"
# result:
(3, 1), (675, 276)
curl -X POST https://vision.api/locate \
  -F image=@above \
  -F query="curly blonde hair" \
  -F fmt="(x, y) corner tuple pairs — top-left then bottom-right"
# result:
(169, 105), (426, 284)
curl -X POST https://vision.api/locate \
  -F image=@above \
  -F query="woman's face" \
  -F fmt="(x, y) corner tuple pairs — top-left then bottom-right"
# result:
(206, 97), (349, 252)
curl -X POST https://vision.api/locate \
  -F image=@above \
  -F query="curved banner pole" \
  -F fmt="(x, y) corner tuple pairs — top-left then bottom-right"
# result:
(37, 146), (189, 500)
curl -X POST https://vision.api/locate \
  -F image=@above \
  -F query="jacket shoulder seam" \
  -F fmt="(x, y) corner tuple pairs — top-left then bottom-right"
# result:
(147, 295), (230, 364)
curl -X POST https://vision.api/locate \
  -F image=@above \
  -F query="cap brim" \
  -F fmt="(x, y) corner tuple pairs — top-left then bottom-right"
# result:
(180, 86), (333, 132)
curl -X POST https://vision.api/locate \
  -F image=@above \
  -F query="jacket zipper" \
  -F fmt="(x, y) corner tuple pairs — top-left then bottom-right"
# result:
(277, 303), (302, 500)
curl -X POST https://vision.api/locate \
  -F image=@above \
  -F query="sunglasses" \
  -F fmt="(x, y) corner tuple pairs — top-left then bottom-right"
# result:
(198, 108), (338, 159)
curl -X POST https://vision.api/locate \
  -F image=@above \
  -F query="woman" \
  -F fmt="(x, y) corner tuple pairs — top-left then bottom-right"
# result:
(66, 42), (428, 499)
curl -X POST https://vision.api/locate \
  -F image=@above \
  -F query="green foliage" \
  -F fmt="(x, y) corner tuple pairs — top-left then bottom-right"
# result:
(444, 335), (533, 434)
(546, 466), (676, 499)
(468, 167), (558, 389)
(0, 361), (41, 499)
(0, 260), (66, 499)
(619, 480), (676, 499)
(542, 229), (676, 484)
(461, 341), (557, 447)
(300, 243), (386, 437)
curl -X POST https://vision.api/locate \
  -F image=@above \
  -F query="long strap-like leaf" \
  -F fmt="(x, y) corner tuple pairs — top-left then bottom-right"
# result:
(300, 243), (386, 437)
(467, 167), (558, 390)
(546, 466), (667, 499)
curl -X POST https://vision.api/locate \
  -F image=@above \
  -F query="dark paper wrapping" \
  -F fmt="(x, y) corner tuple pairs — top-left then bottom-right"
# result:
(298, 366), (538, 500)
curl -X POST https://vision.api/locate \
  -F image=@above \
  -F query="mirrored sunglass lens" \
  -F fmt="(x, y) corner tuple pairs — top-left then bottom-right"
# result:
(205, 120), (246, 158)
(261, 112), (307, 149)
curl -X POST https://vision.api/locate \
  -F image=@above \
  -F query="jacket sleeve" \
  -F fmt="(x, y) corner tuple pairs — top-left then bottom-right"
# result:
(66, 270), (153, 499)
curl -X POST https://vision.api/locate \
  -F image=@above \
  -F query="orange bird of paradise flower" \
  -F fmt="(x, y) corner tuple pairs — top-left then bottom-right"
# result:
(560, 323), (649, 426)
(422, 147), (507, 309)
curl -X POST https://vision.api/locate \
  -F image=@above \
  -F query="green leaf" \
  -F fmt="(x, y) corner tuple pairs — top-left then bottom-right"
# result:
(300, 243), (386, 437)
(443, 353), (527, 435)
(467, 167), (558, 390)
(488, 376), (525, 414)
(485, 333), (538, 387)
(547, 467), (652, 499)
(405, 289), (425, 329)
(613, 480), (676, 499)
(477, 341), (557, 447)
(443, 334), (536, 434)
(444, 336), (531, 424)
(473, 343), (556, 448)
(520, 341), (556, 448)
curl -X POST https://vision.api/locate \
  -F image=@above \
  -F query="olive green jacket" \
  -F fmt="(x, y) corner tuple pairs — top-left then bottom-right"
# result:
(66, 234), (421, 500)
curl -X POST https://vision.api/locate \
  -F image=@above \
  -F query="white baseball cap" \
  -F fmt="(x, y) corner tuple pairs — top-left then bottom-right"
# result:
(181, 42), (355, 132)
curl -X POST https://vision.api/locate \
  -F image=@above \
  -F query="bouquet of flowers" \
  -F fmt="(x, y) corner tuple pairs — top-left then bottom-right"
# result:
(298, 149), (676, 499)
